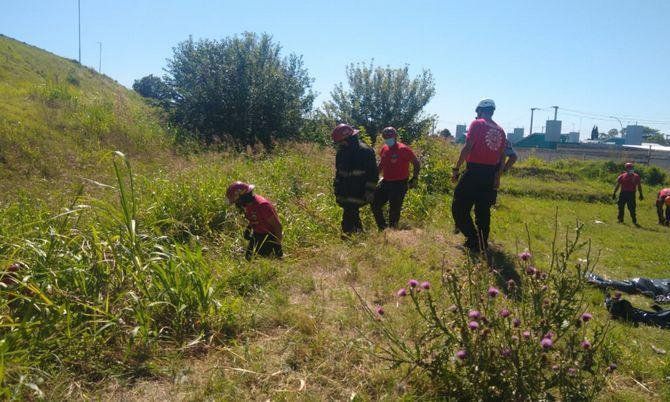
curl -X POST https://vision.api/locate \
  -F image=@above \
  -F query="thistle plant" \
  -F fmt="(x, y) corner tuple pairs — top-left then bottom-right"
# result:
(357, 222), (614, 400)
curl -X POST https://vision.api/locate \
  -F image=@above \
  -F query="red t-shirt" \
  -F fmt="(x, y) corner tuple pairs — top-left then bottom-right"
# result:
(617, 172), (641, 192)
(465, 119), (506, 166)
(244, 195), (280, 234)
(379, 142), (416, 181)
(658, 188), (670, 199)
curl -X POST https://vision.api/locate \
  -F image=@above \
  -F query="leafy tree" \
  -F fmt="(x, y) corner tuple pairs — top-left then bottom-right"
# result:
(132, 74), (173, 103)
(163, 33), (314, 147)
(640, 126), (669, 145)
(325, 62), (436, 144)
(438, 128), (452, 138)
(601, 128), (619, 141)
(590, 125), (598, 140)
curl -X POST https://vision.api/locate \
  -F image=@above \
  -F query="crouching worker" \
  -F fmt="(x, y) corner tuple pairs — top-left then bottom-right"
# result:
(226, 181), (283, 260)
(657, 188), (670, 226)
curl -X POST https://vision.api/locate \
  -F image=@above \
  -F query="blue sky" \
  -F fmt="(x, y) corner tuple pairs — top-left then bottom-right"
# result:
(3, 0), (670, 138)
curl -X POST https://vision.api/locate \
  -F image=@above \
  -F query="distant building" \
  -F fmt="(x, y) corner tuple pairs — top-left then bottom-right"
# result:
(545, 120), (562, 142)
(507, 127), (524, 144)
(567, 131), (580, 143)
(625, 125), (644, 145)
(455, 124), (467, 143)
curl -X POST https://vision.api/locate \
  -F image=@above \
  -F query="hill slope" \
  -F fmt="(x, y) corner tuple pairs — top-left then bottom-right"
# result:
(0, 34), (170, 197)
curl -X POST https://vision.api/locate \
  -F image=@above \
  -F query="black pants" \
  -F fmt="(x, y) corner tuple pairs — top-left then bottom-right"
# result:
(451, 163), (497, 249)
(341, 204), (363, 234)
(657, 202), (670, 224)
(245, 232), (283, 261)
(618, 191), (637, 223)
(372, 179), (408, 229)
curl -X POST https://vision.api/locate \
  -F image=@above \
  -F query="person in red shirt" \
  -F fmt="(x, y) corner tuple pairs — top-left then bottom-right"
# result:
(451, 99), (507, 252)
(656, 188), (670, 226)
(372, 127), (421, 230)
(612, 162), (643, 225)
(226, 181), (283, 260)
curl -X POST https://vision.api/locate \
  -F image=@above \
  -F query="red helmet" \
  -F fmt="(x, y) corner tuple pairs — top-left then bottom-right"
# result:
(382, 126), (397, 139)
(226, 181), (255, 204)
(331, 124), (359, 143)
(625, 162), (634, 170)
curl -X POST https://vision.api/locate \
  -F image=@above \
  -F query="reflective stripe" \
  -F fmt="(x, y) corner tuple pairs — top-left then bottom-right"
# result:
(336, 195), (366, 205)
(337, 169), (367, 177)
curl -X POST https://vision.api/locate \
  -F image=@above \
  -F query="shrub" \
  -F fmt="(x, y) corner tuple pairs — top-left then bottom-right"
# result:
(357, 223), (615, 400)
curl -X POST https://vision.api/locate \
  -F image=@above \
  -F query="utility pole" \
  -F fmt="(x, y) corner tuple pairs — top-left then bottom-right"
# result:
(78, 0), (81, 63)
(97, 41), (102, 73)
(530, 107), (538, 136)
(552, 106), (559, 120)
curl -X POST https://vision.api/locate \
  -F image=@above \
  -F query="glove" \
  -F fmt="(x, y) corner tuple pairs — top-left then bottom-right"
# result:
(243, 227), (253, 240)
(408, 177), (418, 189)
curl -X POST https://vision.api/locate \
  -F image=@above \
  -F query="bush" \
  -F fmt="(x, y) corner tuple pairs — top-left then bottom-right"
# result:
(357, 223), (615, 400)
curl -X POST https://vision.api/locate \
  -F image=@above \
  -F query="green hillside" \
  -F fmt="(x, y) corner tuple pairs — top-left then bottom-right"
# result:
(0, 34), (169, 198)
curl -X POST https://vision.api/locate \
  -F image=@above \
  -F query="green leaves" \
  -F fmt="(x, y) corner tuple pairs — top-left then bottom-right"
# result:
(325, 62), (436, 144)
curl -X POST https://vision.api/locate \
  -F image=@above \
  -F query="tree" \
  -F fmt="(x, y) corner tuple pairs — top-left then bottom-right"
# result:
(590, 125), (599, 140)
(163, 32), (314, 147)
(132, 74), (173, 104)
(601, 128), (619, 141)
(641, 126), (669, 146)
(325, 62), (436, 144)
(438, 128), (452, 138)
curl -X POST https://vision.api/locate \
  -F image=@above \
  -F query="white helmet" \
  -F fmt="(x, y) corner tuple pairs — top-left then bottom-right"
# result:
(476, 99), (496, 109)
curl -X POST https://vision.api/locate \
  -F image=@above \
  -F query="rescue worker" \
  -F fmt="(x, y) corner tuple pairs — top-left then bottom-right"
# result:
(656, 188), (670, 226)
(612, 162), (643, 225)
(451, 99), (507, 252)
(226, 181), (283, 260)
(372, 126), (421, 230)
(332, 124), (378, 235)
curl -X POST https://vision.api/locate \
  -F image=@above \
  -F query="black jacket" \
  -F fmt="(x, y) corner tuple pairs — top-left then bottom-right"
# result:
(334, 138), (378, 206)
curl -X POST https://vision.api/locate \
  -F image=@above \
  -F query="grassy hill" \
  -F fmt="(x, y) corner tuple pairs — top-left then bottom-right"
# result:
(0, 34), (170, 199)
(2, 36), (670, 400)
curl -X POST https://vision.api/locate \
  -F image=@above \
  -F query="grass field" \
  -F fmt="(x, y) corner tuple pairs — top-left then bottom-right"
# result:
(2, 34), (670, 401)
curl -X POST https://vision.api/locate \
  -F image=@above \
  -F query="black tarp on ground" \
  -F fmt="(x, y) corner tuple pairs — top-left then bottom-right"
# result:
(606, 296), (670, 329)
(587, 273), (670, 304)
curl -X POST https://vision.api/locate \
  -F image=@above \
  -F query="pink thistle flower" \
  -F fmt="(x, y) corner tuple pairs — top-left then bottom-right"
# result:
(456, 350), (467, 360)
(519, 251), (532, 261)
(487, 286), (500, 298)
(468, 321), (479, 330)
(499, 308), (511, 318)
(468, 310), (481, 320)
(506, 279), (516, 290)
(606, 363), (617, 373)
(525, 266), (537, 276)
(568, 367), (576, 376)
(522, 330), (531, 339)
(543, 331), (555, 340)
(420, 281), (430, 290)
(513, 318), (521, 328)
(375, 305), (384, 316)
(552, 364), (560, 371)
(408, 279), (419, 288)
(581, 340), (591, 350)
(581, 312), (593, 322)
(448, 304), (457, 312)
(511, 335), (519, 342)
(541, 285), (548, 291)
(397, 288), (407, 297)
(500, 348), (512, 358)
(540, 338), (553, 349)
